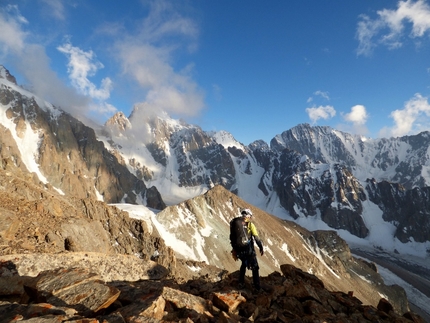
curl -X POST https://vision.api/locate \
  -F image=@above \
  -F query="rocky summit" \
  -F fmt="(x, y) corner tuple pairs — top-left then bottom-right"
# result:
(0, 260), (424, 322)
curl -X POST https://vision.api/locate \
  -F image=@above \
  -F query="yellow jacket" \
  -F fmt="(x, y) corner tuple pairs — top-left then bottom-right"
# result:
(246, 221), (263, 252)
(247, 222), (259, 237)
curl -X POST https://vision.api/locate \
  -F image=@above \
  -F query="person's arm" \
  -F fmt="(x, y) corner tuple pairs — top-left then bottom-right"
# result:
(249, 222), (264, 255)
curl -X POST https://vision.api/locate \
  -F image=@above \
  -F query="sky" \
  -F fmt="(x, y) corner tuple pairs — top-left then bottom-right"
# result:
(1, 0), (430, 145)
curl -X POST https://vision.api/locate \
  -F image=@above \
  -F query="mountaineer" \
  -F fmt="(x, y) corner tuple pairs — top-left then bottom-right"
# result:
(230, 208), (264, 291)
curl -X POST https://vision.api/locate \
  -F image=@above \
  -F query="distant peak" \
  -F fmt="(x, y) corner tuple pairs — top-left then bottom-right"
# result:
(0, 65), (17, 85)
(212, 130), (243, 150)
(249, 139), (269, 151)
(105, 111), (132, 132)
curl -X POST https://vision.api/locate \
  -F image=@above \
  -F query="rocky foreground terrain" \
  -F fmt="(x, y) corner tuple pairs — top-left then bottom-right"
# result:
(0, 257), (424, 323)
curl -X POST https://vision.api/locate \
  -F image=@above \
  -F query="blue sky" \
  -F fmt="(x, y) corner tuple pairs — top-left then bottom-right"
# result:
(1, 0), (430, 145)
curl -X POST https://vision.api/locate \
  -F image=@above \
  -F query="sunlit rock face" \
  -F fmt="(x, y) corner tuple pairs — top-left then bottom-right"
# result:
(0, 66), (165, 209)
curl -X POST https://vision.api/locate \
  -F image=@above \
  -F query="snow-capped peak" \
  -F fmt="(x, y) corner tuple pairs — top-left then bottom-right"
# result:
(0, 65), (17, 85)
(212, 130), (244, 150)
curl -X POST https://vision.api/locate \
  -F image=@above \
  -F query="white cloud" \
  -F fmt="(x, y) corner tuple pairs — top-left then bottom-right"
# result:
(343, 105), (368, 126)
(0, 5), (28, 55)
(356, 0), (430, 56)
(341, 105), (369, 136)
(379, 93), (430, 137)
(57, 42), (113, 101)
(16, 44), (90, 112)
(0, 5), (114, 120)
(90, 102), (117, 115)
(112, 0), (204, 117)
(139, 0), (199, 47)
(0, 0), (204, 124)
(306, 105), (336, 123)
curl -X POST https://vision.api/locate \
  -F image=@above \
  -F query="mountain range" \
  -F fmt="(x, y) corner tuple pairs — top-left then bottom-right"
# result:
(100, 77), (430, 254)
(0, 65), (429, 321)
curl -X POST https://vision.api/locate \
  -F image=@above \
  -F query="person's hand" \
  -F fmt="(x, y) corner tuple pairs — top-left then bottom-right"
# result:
(231, 250), (238, 261)
(260, 249), (264, 256)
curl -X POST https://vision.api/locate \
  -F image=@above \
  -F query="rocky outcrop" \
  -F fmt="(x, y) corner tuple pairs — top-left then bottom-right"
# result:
(104, 111), (132, 133)
(0, 167), (175, 273)
(0, 262), (424, 322)
(0, 66), (17, 84)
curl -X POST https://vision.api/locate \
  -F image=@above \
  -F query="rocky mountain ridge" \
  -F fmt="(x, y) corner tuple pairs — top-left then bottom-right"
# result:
(272, 124), (430, 189)
(2, 65), (430, 249)
(101, 110), (430, 249)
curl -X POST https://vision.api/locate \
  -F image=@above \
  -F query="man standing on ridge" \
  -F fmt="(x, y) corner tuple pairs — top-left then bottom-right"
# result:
(230, 208), (264, 291)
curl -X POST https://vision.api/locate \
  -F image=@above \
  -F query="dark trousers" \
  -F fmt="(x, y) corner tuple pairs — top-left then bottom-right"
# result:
(238, 252), (260, 289)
